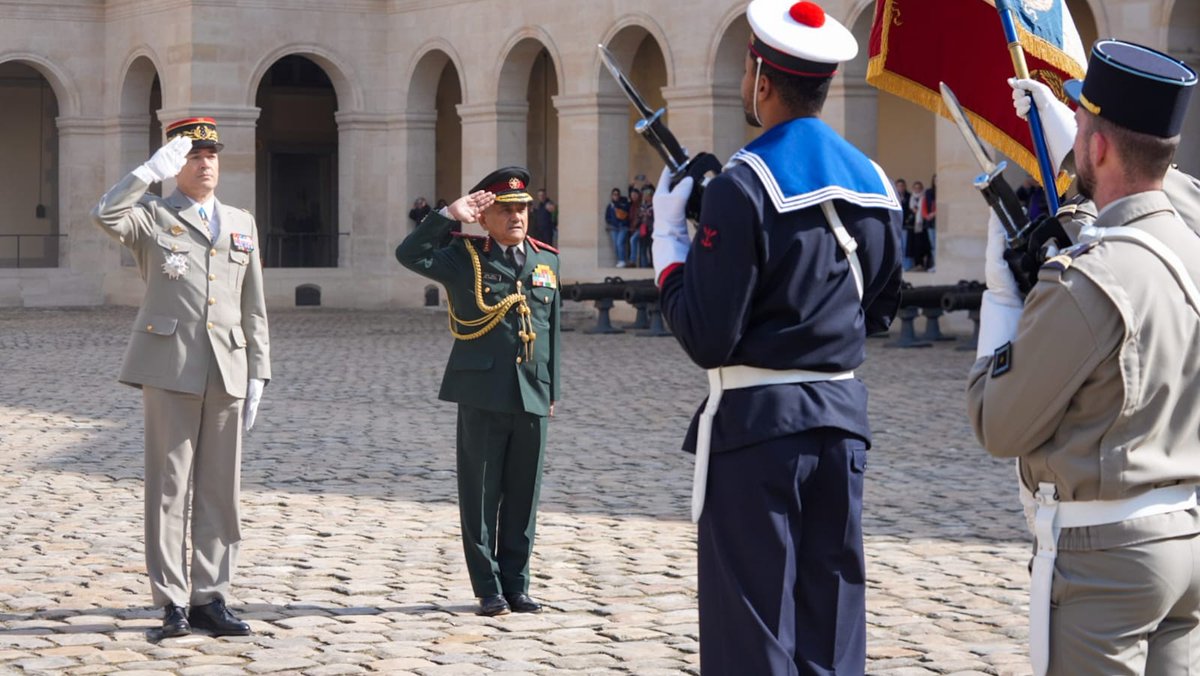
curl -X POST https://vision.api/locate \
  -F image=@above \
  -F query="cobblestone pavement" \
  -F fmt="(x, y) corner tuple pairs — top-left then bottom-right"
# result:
(0, 306), (1033, 675)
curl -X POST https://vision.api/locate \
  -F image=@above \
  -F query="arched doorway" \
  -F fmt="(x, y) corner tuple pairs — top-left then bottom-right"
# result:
(711, 13), (758, 163)
(497, 37), (560, 244)
(406, 49), (463, 225)
(598, 25), (668, 266)
(1168, 0), (1200, 176)
(0, 61), (59, 268)
(255, 55), (339, 268)
(118, 56), (162, 267)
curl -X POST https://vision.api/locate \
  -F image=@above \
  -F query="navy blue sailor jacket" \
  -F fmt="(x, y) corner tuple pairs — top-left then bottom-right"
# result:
(658, 118), (904, 455)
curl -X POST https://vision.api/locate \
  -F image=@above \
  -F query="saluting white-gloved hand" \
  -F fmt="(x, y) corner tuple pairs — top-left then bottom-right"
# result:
(977, 212), (1025, 359)
(652, 166), (694, 284)
(243, 378), (265, 433)
(1009, 78), (1077, 172)
(138, 136), (193, 183)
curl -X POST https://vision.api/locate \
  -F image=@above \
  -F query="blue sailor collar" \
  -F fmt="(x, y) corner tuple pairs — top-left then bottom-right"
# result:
(727, 117), (901, 214)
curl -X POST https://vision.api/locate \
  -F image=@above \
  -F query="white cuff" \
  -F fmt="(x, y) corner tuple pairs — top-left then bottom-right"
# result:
(132, 165), (158, 185)
(976, 290), (1024, 359)
(652, 235), (689, 284)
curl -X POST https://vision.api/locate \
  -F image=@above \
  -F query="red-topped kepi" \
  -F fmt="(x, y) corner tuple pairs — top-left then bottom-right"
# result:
(747, 0), (857, 79)
(165, 117), (224, 152)
(469, 166), (533, 204)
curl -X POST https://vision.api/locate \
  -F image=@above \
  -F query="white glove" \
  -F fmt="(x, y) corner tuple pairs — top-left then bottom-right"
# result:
(977, 212), (1025, 359)
(652, 166), (693, 284)
(243, 378), (265, 432)
(137, 135), (193, 183)
(1009, 78), (1077, 173)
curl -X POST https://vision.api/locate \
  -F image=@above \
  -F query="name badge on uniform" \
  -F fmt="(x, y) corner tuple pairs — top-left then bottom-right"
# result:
(531, 264), (556, 289)
(483, 272), (502, 283)
(231, 233), (255, 253)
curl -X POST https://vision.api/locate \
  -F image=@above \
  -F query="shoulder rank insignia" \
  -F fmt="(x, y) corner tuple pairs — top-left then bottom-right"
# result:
(1041, 240), (1098, 274)
(527, 237), (559, 255)
(991, 341), (1013, 378)
(531, 263), (557, 289)
(231, 233), (255, 253)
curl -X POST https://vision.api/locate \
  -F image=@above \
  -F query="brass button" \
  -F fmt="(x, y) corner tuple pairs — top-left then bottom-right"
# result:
(543, 296), (550, 304)
(206, 322), (214, 329)
(207, 298), (216, 305)
(516, 356), (523, 364)
(170, 244), (179, 252)
(209, 249), (216, 257)
(209, 273), (216, 281)
(484, 286), (491, 293)
(146, 324), (153, 331)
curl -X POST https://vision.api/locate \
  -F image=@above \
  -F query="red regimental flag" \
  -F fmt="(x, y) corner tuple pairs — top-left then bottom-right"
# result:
(867, 0), (1085, 187)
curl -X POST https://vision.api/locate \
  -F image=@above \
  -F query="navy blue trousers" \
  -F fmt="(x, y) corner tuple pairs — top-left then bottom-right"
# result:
(698, 428), (867, 676)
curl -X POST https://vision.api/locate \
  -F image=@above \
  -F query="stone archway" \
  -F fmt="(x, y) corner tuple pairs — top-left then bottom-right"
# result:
(0, 61), (60, 268)
(710, 12), (757, 163)
(406, 48), (463, 225)
(254, 54), (340, 268)
(496, 37), (560, 202)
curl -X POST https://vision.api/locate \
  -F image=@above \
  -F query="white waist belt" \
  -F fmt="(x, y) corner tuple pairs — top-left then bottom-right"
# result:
(1028, 482), (1198, 676)
(691, 365), (854, 523)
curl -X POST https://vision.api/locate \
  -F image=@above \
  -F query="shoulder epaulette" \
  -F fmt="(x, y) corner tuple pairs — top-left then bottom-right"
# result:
(1040, 240), (1099, 274)
(450, 231), (490, 252)
(527, 237), (558, 255)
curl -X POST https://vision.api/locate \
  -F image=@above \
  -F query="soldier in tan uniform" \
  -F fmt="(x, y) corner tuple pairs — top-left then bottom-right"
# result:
(970, 42), (1200, 676)
(91, 118), (270, 639)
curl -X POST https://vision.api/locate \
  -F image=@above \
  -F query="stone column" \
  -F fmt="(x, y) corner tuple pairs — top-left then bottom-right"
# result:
(396, 110), (438, 237)
(54, 116), (110, 305)
(552, 93), (629, 280)
(836, 80), (879, 157)
(456, 101), (529, 190)
(933, 114), (989, 283)
(334, 112), (391, 274)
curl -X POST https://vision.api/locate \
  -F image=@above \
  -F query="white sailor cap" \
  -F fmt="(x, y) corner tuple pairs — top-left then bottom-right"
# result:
(747, 0), (857, 78)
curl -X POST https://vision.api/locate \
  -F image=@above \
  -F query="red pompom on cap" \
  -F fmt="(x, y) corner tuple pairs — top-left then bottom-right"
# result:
(789, 1), (826, 27)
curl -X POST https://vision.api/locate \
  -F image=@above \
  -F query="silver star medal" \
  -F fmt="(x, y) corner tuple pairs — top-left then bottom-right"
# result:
(161, 253), (189, 280)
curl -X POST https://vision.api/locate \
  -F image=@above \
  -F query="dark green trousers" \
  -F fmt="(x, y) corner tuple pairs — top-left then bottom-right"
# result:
(456, 404), (547, 597)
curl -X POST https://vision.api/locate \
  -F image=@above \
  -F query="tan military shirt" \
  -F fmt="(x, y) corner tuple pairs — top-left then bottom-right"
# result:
(91, 173), (271, 398)
(967, 190), (1200, 550)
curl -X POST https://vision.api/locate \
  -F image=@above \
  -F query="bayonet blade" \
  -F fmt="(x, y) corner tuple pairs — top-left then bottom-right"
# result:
(939, 82), (998, 176)
(598, 44), (655, 119)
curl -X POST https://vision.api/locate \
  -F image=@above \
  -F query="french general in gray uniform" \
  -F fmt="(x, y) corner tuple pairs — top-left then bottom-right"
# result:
(91, 117), (270, 639)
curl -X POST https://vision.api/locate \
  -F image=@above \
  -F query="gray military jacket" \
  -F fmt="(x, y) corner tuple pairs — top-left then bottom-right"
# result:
(967, 190), (1200, 551)
(91, 173), (271, 398)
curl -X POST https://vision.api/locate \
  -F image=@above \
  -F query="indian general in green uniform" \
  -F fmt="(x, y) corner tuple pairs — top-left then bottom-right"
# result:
(396, 167), (561, 617)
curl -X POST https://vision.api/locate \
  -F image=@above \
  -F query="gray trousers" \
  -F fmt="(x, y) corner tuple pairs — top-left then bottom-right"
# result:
(1050, 533), (1200, 675)
(142, 361), (243, 608)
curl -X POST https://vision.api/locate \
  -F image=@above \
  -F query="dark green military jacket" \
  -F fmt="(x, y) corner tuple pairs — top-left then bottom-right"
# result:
(396, 211), (561, 416)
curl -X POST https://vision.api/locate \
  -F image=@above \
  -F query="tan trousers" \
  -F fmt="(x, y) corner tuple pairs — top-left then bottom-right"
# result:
(143, 360), (243, 608)
(1050, 533), (1200, 675)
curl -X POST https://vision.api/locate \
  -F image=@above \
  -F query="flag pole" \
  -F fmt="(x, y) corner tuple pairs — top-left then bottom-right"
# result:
(995, 2), (1061, 213)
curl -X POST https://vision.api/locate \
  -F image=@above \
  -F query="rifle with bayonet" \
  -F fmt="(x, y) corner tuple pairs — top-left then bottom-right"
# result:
(599, 45), (723, 221)
(939, 82), (1070, 295)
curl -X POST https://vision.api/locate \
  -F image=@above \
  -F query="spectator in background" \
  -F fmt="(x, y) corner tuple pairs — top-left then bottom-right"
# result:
(530, 188), (557, 245)
(635, 186), (654, 269)
(627, 188), (643, 267)
(906, 180), (931, 271)
(1017, 175), (1049, 223)
(409, 197), (431, 227)
(894, 178), (913, 271)
(922, 175), (937, 271)
(604, 187), (631, 268)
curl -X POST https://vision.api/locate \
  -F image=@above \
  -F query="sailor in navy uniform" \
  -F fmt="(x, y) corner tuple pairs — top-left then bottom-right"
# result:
(652, 2), (902, 673)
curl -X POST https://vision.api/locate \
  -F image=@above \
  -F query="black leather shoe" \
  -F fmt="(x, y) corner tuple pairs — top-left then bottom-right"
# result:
(188, 598), (251, 636)
(477, 594), (511, 617)
(504, 593), (542, 613)
(161, 604), (190, 637)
